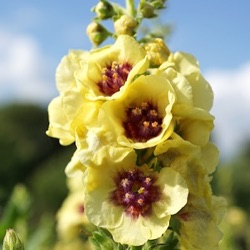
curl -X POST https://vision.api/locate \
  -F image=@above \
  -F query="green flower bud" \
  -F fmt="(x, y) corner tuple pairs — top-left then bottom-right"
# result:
(149, 0), (166, 9)
(140, 3), (155, 18)
(86, 21), (110, 46)
(94, 0), (115, 20)
(114, 15), (138, 36)
(3, 229), (24, 250)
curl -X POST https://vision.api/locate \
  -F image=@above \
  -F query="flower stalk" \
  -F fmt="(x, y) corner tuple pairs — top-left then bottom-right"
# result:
(126, 0), (136, 17)
(47, 0), (226, 249)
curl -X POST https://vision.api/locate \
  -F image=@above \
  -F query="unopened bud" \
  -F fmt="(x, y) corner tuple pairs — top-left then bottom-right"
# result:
(149, 0), (166, 9)
(114, 15), (138, 36)
(143, 38), (170, 67)
(94, 0), (115, 20)
(86, 21), (109, 46)
(3, 229), (24, 250)
(140, 3), (155, 18)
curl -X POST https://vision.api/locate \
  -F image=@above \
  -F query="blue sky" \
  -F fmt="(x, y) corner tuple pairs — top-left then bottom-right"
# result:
(0, 0), (250, 159)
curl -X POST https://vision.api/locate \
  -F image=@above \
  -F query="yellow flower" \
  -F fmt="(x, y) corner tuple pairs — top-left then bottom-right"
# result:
(46, 50), (101, 145)
(55, 50), (88, 93)
(178, 195), (227, 250)
(155, 132), (217, 196)
(160, 52), (214, 112)
(55, 173), (96, 250)
(47, 50), (84, 144)
(76, 35), (149, 100)
(99, 74), (175, 149)
(155, 60), (215, 147)
(56, 176), (95, 241)
(84, 154), (188, 246)
(47, 96), (75, 145)
(76, 127), (135, 168)
(155, 132), (199, 155)
(56, 191), (91, 241)
(200, 142), (220, 175)
(47, 90), (101, 145)
(65, 151), (87, 177)
(66, 173), (85, 192)
(174, 114), (214, 147)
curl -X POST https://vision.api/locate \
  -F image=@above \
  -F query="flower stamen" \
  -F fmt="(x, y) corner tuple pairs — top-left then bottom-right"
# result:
(110, 169), (161, 219)
(123, 102), (163, 142)
(98, 61), (132, 96)
(121, 178), (130, 188)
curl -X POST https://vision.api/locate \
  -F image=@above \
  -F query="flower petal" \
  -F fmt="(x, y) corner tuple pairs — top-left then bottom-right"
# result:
(46, 97), (74, 145)
(153, 167), (188, 218)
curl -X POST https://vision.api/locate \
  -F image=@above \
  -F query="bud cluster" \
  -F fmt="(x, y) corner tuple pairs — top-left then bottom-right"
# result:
(87, 0), (168, 46)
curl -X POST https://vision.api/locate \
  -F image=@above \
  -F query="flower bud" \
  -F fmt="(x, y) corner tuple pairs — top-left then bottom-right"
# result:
(86, 21), (109, 46)
(114, 15), (138, 36)
(3, 229), (24, 250)
(143, 38), (170, 67)
(149, 0), (166, 9)
(140, 3), (155, 18)
(94, 0), (115, 20)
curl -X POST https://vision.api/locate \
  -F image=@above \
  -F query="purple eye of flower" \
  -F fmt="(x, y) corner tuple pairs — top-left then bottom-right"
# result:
(98, 61), (132, 96)
(110, 169), (161, 219)
(77, 204), (85, 214)
(123, 102), (163, 142)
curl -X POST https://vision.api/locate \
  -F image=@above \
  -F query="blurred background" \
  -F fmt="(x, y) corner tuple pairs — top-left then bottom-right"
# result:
(0, 0), (250, 249)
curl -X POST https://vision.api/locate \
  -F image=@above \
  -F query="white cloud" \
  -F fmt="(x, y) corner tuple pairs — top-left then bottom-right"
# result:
(0, 27), (57, 105)
(205, 63), (250, 159)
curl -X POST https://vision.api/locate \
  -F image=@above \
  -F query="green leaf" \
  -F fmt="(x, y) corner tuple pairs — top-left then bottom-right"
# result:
(169, 216), (181, 235)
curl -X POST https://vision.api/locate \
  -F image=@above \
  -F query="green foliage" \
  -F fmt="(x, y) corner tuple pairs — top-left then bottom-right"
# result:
(212, 141), (250, 214)
(89, 228), (123, 250)
(0, 185), (31, 240)
(211, 141), (250, 249)
(89, 227), (180, 250)
(89, 229), (179, 250)
(0, 104), (60, 204)
(230, 143), (250, 212)
(0, 103), (75, 249)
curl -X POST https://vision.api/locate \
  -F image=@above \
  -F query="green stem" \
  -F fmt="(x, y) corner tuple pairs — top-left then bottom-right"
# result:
(126, 0), (136, 17)
(129, 246), (142, 250)
(140, 0), (146, 6)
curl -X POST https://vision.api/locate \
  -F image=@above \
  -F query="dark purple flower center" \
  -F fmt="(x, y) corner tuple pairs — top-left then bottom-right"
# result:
(110, 169), (161, 219)
(98, 61), (132, 96)
(123, 102), (163, 142)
